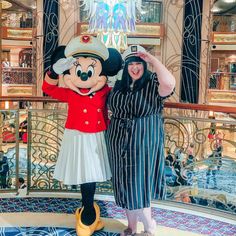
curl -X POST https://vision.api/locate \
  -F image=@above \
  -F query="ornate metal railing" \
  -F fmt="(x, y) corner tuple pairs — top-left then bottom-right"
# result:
(208, 72), (236, 91)
(2, 68), (34, 85)
(0, 98), (236, 215)
(164, 114), (236, 212)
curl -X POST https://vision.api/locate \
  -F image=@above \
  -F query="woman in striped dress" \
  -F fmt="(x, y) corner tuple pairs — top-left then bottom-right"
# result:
(106, 45), (175, 236)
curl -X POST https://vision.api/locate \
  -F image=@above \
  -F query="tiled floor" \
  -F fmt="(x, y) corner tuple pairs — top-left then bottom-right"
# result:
(0, 197), (235, 235)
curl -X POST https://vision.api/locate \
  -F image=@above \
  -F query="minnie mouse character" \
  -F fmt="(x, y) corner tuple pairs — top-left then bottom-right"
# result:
(42, 35), (122, 236)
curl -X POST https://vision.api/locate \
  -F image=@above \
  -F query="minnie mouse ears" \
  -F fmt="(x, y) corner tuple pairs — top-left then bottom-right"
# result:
(102, 48), (123, 76)
(51, 45), (66, 65)
(65, 35), (109, 61)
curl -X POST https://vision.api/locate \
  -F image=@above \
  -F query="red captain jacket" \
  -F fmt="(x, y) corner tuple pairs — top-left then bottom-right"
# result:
(42, 76), (111, 133)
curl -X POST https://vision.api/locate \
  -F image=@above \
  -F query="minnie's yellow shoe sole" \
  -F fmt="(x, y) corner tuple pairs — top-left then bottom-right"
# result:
(75, 207), (92, 236)
(93, 203), (104, 231)
(75, 203), (104, 236)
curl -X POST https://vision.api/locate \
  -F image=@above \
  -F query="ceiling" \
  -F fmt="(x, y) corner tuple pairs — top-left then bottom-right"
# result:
(2, 0), (36, 12)
(1, 0), (236, 15)
(213, 0), (236, 15)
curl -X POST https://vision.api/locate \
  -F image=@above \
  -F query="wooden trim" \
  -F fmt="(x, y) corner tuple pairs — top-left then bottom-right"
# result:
(77, 23), (95, 36)
(211, 32), (236, 45)
(165, 102), (236, 114)
(77, 22), (164, 38)
(0, 96), (58, 102)
(207, 90), (236, 104)
(2, 26), (32, 40)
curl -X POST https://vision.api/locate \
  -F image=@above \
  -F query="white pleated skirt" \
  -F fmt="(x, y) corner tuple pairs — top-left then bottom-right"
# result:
(53, 128), (111, 185)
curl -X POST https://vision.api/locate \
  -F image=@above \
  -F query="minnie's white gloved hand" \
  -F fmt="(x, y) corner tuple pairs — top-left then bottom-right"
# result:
(52, 57), (76, 75)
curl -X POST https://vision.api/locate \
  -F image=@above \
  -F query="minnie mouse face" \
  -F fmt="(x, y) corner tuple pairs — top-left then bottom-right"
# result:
(60, 35), (122, 95)
(63, 56), (107, 96)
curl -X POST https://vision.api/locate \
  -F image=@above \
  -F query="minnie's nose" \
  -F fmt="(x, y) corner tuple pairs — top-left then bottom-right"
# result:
(81, 72), (88, 81)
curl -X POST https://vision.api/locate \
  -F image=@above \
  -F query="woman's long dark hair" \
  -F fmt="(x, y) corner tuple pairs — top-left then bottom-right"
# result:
(113, 56), (151, 93)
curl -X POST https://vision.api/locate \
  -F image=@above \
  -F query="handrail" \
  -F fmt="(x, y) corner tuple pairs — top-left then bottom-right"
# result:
(0, 96), (236, 114)
(166, 102), (236, 114)
(211, 72), (236, 75)
(0, 96), (58, 102)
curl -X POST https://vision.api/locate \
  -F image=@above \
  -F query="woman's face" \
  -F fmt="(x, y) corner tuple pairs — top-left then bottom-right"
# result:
(128, 61), (144, 81)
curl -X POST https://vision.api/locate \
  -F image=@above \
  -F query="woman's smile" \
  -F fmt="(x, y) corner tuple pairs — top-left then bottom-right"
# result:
(128, 61), (144, 81)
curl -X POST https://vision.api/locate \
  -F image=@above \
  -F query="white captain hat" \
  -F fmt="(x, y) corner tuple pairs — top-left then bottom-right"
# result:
(122, 45), (146, 61)
(65, 35), (109, 61)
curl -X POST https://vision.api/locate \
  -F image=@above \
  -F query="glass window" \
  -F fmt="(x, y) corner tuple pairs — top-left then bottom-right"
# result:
(138, 0), (162, 23)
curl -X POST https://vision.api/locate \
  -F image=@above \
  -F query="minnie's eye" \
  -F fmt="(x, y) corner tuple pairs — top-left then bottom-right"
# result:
(87, 66), (94, 77)
(75, 65), (82, 77)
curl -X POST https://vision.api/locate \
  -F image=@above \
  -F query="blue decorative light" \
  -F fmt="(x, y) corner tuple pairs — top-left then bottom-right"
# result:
(82, 0), (142, 51)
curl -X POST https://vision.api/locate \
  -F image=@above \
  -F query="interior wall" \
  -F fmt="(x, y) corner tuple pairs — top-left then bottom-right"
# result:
(1, 51), (10, 62)
(162, 0), (184, 103)
(59, 0), (78, 45)
(211, 51), (236, 72)
(35, 0), (44, 98)
(162, 0), (213, 104)
(9, 48), (21, 67)
(199, 0), (213, 104)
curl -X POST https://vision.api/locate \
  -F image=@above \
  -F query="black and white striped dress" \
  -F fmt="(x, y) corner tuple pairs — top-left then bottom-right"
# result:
(106, 73), (172, 210)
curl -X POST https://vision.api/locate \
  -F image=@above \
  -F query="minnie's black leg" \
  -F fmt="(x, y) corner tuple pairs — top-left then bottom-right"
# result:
(80, 182), (96, 225)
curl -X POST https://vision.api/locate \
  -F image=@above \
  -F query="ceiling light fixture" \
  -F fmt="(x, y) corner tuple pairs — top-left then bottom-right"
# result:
(1, 0), (12, 9)
(81, 0), (142, 52)
(223, 0), (236, 3)
(211, 6), (223, 13)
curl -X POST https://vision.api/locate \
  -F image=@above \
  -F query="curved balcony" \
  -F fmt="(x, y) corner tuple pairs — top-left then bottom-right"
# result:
(0, 97), (235, 235)
(2, 67), (34, 85)
(2, 68), (36, 97)
(208, 72), (236, 104)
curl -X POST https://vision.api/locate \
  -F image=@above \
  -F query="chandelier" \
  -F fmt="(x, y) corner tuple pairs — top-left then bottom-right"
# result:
(81, 0), (142, 51)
